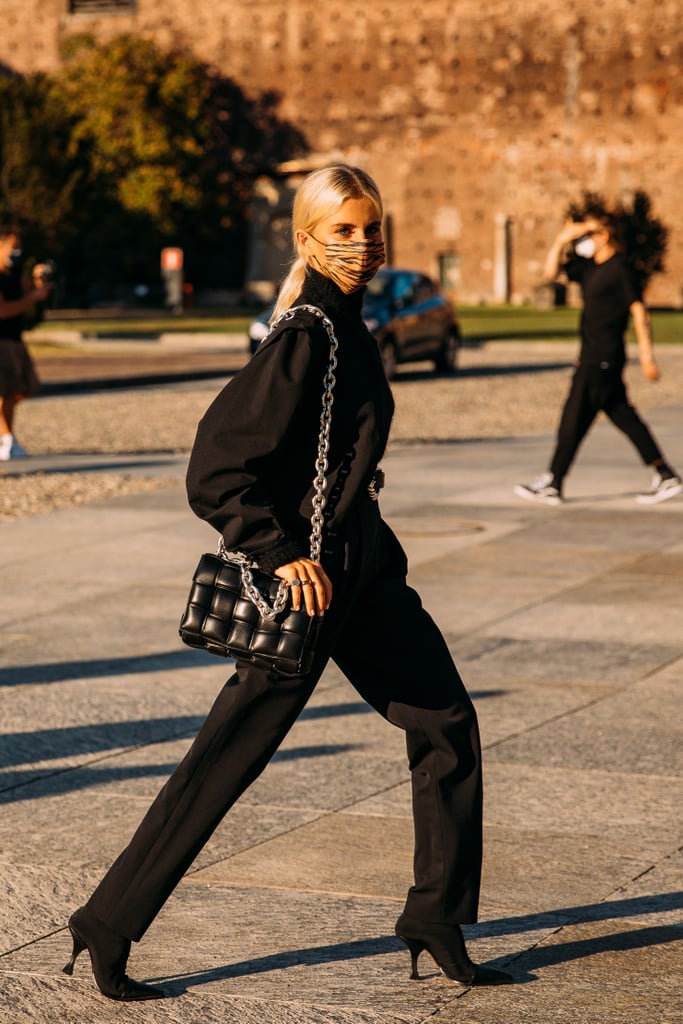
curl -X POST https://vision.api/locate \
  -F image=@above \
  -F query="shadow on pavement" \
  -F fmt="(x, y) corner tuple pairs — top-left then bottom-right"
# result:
(0, 717), (206, 767)
(0, 744), (364, 804)
(152, 891), (682, 993)
(154, 935), (406, 994)
(473, 891), (683, 935)
(512, 922), (681, 973)
(0, 650), (208, 687)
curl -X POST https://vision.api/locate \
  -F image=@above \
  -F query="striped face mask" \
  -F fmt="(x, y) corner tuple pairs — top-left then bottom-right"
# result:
(309, 237), (385, 292)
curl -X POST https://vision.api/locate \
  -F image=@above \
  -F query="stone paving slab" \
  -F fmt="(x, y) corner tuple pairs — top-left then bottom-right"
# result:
(479, 598), (683, 644)
(429, 924), (683, 1024)
(1, 403), (682, 1023)
(464, 680), (614, 747)
(197, 812), (413, 901)
(439, 853), (683, 1024)
(487, 670), (683, 775)
(451, 634), (676, 685)
(0, 798), (325, 953)
(482, 761), (683, 848)
(0, 890), (445, 1023)
(415, 533), (639, 579)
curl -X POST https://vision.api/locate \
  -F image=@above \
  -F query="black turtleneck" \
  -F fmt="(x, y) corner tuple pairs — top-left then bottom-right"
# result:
(186, 268), (394, 572)
(297, 264), (365, 319)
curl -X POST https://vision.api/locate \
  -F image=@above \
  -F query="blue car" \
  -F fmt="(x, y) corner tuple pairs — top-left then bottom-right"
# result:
(248, 268), (461, 379)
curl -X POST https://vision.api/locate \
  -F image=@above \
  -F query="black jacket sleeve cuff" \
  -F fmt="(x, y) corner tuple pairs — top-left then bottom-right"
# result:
(249, 538), (309, 576)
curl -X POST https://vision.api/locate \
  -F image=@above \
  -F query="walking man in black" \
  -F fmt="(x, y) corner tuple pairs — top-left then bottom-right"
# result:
(515, 213), (681, 505)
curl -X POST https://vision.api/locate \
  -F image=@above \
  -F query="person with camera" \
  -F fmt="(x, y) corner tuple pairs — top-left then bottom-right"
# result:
(515, 213), (681, 505)
(0, 225), (53, 461)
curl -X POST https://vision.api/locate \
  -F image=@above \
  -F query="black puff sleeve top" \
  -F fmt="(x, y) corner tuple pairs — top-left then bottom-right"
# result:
(185, 268), (395, 574)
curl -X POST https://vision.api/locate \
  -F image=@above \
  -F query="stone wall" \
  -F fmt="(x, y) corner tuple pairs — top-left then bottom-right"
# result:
(2, 0), (683, 305)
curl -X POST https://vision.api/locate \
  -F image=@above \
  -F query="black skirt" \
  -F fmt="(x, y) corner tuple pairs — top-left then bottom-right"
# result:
(0, 338), (40, 398)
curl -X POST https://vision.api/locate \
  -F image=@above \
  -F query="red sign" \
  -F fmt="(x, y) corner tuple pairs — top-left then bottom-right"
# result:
(161, 247), (183, 271)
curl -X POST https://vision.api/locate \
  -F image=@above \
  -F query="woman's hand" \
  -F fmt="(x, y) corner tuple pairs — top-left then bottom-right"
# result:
(558, 219), (592, 245)
(641, 358), (660, 382)
(274, 558), (332, 617)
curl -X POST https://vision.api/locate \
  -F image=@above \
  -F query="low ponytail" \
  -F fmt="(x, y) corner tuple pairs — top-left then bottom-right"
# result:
(272, 256), (308, 320)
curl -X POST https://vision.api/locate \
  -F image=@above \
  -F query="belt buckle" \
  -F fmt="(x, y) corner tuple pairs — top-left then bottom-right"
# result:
(368, 468), (385, 501)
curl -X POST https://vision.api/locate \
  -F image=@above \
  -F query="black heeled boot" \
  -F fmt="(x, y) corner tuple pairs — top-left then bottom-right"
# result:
(63, 906), (167, 1001)
(395, 913), (512, 987)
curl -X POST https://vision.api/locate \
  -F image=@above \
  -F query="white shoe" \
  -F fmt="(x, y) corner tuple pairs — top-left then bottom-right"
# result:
(9, 436), (28, 458)
(0, 434), (12, 461)
(514, 473), (563, 506)
(636, 473), (683, 505)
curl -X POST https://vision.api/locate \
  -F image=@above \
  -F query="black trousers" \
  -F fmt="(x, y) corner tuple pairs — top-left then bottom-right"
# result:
(88, 502), (482, 941)
(549, 364), (662, 486)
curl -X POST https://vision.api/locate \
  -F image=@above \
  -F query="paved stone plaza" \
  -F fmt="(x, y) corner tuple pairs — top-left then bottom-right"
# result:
(1, 384), (682, 1023)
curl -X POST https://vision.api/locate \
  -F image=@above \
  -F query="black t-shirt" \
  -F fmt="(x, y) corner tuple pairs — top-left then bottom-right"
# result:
(565, 253), (642, 368)
(0, 266), (24, 341)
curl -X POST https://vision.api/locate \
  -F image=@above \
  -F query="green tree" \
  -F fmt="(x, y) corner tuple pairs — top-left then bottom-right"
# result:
(53, 34), (306, 291)
(0, 71), (83, 266)
(566, 189), (668, 289)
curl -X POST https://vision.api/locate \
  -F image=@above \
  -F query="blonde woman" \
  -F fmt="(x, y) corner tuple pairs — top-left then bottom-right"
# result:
(64, 165), (511, 1000)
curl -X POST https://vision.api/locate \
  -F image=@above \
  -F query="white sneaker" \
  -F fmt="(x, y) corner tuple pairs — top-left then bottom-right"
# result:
(0, 434), (12, 461)
(9, 436), (28, 458)
(636, 473), (683, 505)
(514, 473), (563, 506)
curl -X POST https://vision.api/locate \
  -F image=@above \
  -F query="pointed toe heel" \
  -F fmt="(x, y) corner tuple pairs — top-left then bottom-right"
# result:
(64, 906), (167, 1001)
(396, 913), (512, 987)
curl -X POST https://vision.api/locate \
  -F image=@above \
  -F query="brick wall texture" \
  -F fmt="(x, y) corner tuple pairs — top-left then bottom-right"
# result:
(2, 0), (682, 305)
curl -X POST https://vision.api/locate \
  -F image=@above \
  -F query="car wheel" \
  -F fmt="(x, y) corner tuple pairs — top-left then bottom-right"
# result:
(379, 338), (398, 380)
(434, 328), (460, 374)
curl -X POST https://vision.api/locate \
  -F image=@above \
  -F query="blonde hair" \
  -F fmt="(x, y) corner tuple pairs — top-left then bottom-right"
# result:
(272, 164), (383, 319)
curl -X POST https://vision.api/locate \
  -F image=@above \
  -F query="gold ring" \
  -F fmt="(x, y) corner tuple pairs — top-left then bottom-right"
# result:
(301, 580), (313, 586)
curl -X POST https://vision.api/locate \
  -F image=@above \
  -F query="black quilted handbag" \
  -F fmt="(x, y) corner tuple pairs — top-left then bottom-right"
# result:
(178, 305), (338, 677)
(178, 549), (321, 676)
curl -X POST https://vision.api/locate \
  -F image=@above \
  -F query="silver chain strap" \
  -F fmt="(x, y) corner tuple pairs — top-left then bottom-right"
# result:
(217, 304), (339, 620)
(218, 541), (291, 620)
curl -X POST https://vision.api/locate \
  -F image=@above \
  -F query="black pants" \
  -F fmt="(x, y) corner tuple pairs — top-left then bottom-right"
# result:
(88, 502), (483, 941)
(549, 364), (662, 486)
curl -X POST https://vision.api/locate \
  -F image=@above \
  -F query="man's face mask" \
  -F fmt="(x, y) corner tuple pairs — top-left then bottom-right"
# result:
(309, 237), (385, 292)
(574, 236), (596, 260)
